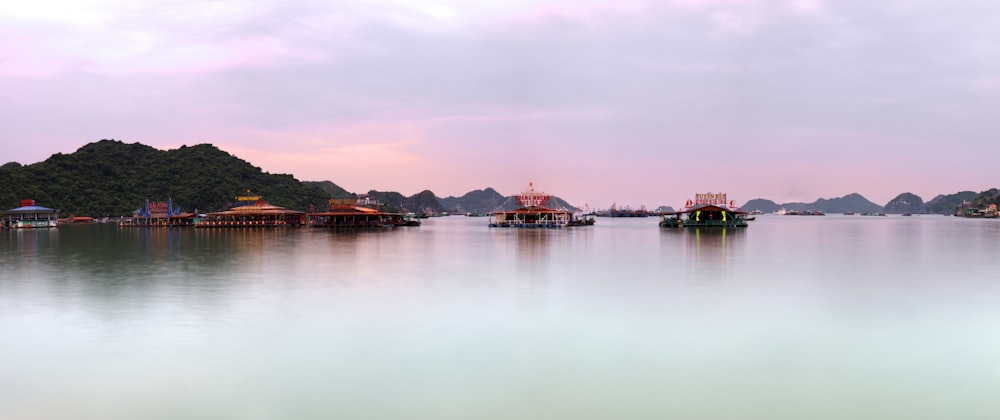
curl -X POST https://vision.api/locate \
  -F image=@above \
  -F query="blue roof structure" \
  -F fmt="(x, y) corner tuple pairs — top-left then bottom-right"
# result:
(6, 205), (56, 212)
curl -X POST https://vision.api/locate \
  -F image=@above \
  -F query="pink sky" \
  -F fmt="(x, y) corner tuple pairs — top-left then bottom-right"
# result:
(3, 0), (998, 208)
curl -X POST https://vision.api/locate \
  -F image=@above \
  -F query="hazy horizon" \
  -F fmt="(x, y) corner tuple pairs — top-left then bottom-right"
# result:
(4, 1), (999, 208)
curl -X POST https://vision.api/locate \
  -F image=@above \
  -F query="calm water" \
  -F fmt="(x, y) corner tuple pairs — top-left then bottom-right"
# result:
(2, 215), (1000, 419)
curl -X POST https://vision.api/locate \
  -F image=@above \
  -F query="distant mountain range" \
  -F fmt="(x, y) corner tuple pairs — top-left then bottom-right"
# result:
(743, 193), (882, 214)
(296, 184), (579, 215)
(743, 190), (996, 214)
(2, 140), (996, 216)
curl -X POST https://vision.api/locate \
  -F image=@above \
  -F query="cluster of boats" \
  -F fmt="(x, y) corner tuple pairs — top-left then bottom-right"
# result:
(773, 208), (825, 216)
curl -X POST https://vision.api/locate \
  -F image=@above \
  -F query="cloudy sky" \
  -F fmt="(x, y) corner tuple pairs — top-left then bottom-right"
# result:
(2, 0), (998, 208)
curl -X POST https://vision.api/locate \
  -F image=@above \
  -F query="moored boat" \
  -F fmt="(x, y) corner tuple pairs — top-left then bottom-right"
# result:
(396, 213), (422, 227)
(598, 204), (653, 217)
(567, 213), (596, 226)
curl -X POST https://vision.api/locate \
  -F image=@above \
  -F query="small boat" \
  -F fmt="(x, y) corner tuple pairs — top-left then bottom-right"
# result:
(396, 213), (422, 226)
(567, 214), (596, 226)
(843, 211), (855, 215)
(860, 212), (887, 217)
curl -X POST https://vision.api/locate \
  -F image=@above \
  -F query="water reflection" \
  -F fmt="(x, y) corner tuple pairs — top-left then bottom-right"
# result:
(4, 217), (1000, 419)
(660, 227), (746, 273)
(0, 228), (59, 270)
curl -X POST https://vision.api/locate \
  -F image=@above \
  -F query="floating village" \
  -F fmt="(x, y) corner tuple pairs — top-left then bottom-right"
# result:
(2, 187), (997, 231)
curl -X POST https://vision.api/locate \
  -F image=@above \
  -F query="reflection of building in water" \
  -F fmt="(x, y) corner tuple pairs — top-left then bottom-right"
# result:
(3, 199), (59, 229)
(663, 227), (747, 269)
(1, 228), (58, 269)
(507, 230), (556, 310)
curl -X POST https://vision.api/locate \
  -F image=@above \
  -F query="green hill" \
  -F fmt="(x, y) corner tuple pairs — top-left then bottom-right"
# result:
(365, 189), (447, 214)
(924, 191), (977, 214)
(439, 188), (508, 214)
(743, 193), (882, 213)
(883, 193), (924, 214)
(970, 188), (1000, 209)
(304, 181), (354, 198)
(0, 140), (331, 216)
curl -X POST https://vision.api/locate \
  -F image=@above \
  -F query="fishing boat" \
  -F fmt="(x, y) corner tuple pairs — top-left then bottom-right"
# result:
(396, 213), (422, 226)
(567, 213), (596, 226)
(659, 193), (749, 228)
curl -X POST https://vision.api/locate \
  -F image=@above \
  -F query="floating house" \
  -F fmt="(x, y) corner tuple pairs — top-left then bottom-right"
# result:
(120, 198), (195, 227)
(659, 193), (749, 228)
(489, 184), (584, 228)
(308, 198), (403, 228)
(194, 193), (305, 228)
(2, 199), (59, 229)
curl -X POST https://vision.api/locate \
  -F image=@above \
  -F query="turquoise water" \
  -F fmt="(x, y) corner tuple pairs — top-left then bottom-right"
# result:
(2, 216), (1000, 419)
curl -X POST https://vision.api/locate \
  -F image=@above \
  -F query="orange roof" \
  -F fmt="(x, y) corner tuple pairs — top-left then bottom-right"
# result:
(209, 203), (303, 216)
